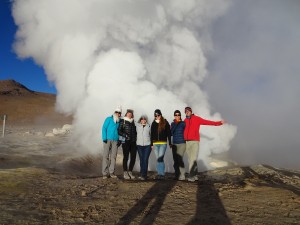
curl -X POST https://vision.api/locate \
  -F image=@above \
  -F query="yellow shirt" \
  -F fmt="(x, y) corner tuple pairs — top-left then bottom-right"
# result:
(153, 141), (167, 145)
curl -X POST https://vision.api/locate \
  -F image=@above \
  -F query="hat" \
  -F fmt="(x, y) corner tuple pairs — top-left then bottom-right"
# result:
(126, 109), (134, 114)
(185, 107), (192, 113)
(174, 110), (181, 116)
(154, 109), (162, 116)
(115, 106), (122, 113)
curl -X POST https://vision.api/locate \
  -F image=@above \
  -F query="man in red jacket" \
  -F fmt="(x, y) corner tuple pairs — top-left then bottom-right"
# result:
(184, 106), (225, 182)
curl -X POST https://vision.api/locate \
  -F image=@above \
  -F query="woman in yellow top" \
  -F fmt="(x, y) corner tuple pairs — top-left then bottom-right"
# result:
(150, 109), (171, 180)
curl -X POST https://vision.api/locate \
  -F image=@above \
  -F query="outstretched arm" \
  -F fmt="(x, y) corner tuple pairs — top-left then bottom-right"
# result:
(199, 117), (225, 126)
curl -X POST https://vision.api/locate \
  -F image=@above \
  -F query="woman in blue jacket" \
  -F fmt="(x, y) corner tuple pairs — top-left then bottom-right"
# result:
(171, 110), (186, 181)
(102, 107), (122, 179)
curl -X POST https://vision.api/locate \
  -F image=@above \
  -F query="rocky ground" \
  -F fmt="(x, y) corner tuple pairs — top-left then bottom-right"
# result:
(0, 128), (300, 225)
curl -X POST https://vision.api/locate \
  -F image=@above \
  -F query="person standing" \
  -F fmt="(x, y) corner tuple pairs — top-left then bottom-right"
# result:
(118, 109), (137, 180)
(102, 107), (122, 179)
(171, 110), (186, 181)
(136, 115), (151, 180)
(151, 109), (171, 180)
(184, 106), (225, 182)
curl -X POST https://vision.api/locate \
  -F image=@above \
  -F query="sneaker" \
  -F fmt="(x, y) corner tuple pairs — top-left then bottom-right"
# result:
(178, 175), (186, 181)
(123, 171), (130, 180)
(194, 175), (199, 181)
(110, 174), (117, 178)
(128, 171), (135, 179)
(138, 176), (145, 181)
(103, 175), (108, 180)
(187, 177), (196, 182)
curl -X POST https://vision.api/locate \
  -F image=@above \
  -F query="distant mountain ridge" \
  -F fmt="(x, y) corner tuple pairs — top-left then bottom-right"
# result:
(0, 79), (36, 96)
(0, 79), (72, 127)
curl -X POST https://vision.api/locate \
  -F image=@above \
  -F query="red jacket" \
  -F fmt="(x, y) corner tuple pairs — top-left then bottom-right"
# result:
(184, 114), (223, 141)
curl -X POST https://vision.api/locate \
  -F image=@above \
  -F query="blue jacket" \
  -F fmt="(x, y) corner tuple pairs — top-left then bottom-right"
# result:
(171, 120), (185, 144)
(102, 115), (120, 141)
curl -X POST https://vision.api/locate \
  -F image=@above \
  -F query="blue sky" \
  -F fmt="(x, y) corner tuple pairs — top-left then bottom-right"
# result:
(0, 1), (56, 94)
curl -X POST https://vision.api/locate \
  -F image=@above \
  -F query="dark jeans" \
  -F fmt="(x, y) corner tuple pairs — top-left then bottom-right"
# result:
(137, 145), (151, 178)
(122, 141), (137, 171)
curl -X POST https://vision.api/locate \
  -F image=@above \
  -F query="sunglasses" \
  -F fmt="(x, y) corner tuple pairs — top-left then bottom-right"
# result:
(154, 114), (161, 117)
(115, 111), (121, 115)
(174, 114), (181, 116)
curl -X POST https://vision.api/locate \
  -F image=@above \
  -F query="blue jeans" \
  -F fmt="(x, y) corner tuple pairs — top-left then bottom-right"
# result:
(137, 145), (151, 178)
(153, 144), (167, 175)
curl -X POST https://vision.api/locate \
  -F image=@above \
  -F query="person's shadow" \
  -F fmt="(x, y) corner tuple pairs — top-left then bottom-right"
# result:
(186, 159), (231, 225)
(116, 179), (177, 225)
(117, 159), (232, 225)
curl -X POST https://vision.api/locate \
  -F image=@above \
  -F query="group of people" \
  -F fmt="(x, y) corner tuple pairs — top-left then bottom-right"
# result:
(101, 106), (225, 182)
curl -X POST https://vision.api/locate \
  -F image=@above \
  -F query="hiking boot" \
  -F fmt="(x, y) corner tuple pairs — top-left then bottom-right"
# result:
(123, 171), (130, 180)
(110, 174), (117, 178)
(178, 175), (186, 181)
(155, 175), (165, 180)
(128, 171), (135, 179)
(155, 175), (161, 180)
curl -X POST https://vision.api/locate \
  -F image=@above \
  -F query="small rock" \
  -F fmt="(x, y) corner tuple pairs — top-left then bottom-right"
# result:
(45, 132), (55, 137)
(53, 128), (67, 135)
(62, 124), (72, 132)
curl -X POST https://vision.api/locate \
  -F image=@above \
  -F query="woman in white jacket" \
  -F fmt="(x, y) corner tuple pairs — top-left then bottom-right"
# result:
(136, 115), (151, 180)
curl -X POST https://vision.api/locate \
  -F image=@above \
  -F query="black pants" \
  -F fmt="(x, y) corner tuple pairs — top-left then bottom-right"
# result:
(172, 145), (180, 178)
(122, 140), (137, 171)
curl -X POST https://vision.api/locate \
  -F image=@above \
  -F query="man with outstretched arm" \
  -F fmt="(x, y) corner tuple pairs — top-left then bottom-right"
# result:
(184, 106), (225, 182)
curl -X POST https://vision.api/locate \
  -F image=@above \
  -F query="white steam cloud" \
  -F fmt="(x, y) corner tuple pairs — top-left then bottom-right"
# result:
(12, 0), (236, 171)
(206, 0), (300, 170)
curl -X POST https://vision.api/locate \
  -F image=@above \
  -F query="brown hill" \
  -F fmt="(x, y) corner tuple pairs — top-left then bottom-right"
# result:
(0, 79), (72, 127)
(0, 79), (34, 96)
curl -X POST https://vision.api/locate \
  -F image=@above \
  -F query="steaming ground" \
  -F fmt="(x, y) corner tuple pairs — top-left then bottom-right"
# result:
(0, 126), (233, 175)
(12, 0), (237, 169)
(1, 127), (299, 224)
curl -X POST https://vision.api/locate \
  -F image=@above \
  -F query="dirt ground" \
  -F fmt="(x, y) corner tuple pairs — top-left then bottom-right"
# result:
(0, 128), (300, 225)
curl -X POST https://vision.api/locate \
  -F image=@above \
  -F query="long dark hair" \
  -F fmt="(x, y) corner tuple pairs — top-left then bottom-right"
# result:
(158, 116), (166, 133)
